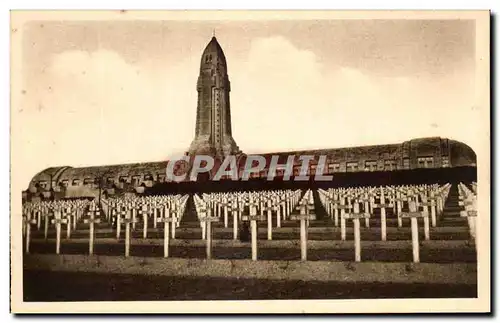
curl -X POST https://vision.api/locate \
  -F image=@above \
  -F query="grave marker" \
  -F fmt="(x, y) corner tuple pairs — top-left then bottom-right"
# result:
(400, 200), (425, 263)
(36, 209), (41, 230)
(394, 192), (406, 228)
(122, 211), (138, 257)
(460, 197), (477, 244)
(23, 216), (37, 254)
(157, 215), (174, 258)
(138, 205), (150, 239)
(360, 193), (371, 228)
(294, 203), (316, 261)
(219, 199), (231, 228)
(372, 187), (393, 241)
(241, 210), (265, 261)
(227, 202), (240, 240)
(44, 211), (50, 240)
(63, 208), (73, 239)
(419, 195), (433, 241)
(51, 210), (68, 255)
(201, 209), (219, 260)
(428, 191), (438, 227)
(336, 199), (352, 241)
(84, 207), (101, 255)
(343, 203), (370, 262)
(262, 199), (275, 240)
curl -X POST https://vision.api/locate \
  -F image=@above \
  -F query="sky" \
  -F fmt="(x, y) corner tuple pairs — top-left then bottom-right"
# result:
(12, 16), (484, 189)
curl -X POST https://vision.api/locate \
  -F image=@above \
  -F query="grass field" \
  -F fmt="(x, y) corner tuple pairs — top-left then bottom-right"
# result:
(23, 270), (477, 301)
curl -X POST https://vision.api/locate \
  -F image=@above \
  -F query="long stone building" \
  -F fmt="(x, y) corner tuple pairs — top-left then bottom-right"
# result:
(24, 36), (477, 200)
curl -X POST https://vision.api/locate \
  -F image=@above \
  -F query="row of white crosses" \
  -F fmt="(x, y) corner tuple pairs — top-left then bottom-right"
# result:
(318, 186), (374, 262)
(194, 189), (303, 261)
(458, 182), (478, 245)
(318, 183), (452, 263)
(199, 189), (300, 240)
(22, 199), (94, 254)
(320, 184), (449, 232)
(108, 195), (187, 239)
(322, 184), (450, 233)
(106, 194), (189, 257)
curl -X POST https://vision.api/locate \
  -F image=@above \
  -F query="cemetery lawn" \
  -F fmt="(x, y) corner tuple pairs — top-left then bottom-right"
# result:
(24, 270), (477, 301)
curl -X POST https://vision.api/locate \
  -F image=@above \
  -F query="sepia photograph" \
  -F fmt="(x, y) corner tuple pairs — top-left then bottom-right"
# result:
(10, 10), (490, 313)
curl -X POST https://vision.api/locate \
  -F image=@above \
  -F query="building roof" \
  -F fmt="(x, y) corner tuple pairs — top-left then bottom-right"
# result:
(28, 137), (477, 190)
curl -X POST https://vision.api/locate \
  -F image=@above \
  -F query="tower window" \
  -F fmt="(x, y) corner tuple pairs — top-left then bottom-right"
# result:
(131, 175), (141, 186)
(365, 160), (378, 172)
(403, 158), (410, 169)
(384, 160), (396, 171)
(346, 162), (358, 172)
(417, 156), (434, 168)
(442, 156), (450, 167)
(328, 163), (340, 173)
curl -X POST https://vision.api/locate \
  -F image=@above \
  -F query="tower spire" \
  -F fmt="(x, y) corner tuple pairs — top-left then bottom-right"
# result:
(188, 35), (241, 157)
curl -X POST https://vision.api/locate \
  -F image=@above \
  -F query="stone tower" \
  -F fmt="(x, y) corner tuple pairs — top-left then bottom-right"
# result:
(188, 36), (241, 157)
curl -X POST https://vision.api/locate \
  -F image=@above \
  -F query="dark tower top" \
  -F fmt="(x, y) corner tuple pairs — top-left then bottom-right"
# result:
(200, 36), (227, 73)
(188, 36), (241, 157)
